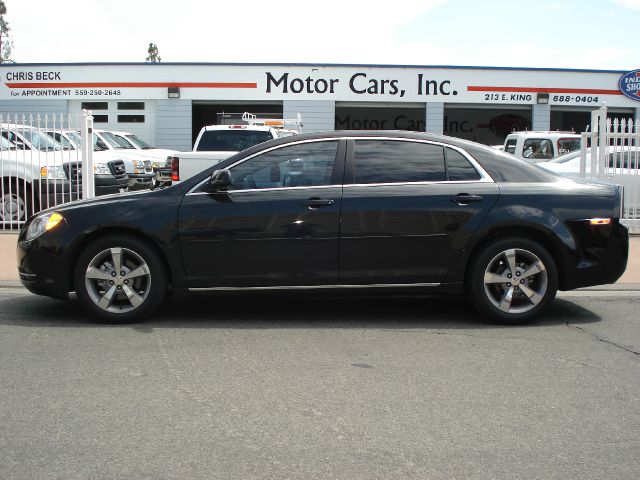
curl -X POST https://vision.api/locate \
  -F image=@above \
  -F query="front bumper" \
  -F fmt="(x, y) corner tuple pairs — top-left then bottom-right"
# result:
(95, 174), (129, 196)
(128, 173), (155, 191)
(17, 224), (72, 299)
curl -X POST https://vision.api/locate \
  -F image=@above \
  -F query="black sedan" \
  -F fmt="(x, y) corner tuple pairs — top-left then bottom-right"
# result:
(17, 131), (628, 323)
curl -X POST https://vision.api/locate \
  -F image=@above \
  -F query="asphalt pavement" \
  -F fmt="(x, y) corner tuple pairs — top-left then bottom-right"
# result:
(0, 290), (639, 480)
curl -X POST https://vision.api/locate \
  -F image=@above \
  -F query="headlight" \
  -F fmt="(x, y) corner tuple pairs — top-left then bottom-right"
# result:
(94, 162), (111, 175)
(40, 165), (67, 180)
(132, 159), (144, 174)
(25, 212), (64, 241)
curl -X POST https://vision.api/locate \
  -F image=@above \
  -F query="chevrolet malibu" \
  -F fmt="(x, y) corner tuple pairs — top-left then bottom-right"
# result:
(17, 131), (629, 323)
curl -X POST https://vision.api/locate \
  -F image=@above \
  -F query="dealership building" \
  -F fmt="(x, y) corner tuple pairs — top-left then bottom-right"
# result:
(1, 62), (639, 150)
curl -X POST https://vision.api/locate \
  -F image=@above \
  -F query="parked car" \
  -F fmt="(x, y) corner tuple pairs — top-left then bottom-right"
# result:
(93, 130), (155, 190)
(503, 131), (581, 161)
(43, 130), (129, 196)
(538, 147), (640, 211)
(107, 131), (174, 188)
(17, 131), (628, 324)
(1, 126), (82, 223)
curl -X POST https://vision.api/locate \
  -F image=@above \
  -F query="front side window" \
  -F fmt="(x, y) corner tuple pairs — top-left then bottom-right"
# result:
(354, 140), (445, 184)
(523, 139), (553, 159)
(504, 139), (517, 154)
(229, 141), (338, 190)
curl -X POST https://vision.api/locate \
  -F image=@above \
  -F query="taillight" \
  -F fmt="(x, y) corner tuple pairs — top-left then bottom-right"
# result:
(171, 156), (179, 181)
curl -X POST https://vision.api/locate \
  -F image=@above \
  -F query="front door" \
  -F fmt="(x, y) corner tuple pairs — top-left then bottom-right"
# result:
(178, 139), (345, 288)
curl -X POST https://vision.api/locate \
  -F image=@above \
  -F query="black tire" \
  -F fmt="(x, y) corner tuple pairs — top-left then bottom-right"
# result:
(73, 234), (167, 322)
(468, 237), (558, 324)
(1, 179), (31, 226)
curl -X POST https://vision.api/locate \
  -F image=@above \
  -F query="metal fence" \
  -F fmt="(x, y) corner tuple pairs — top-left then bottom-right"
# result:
(1, 112), (94, 230)
(581, 105), (640, 234)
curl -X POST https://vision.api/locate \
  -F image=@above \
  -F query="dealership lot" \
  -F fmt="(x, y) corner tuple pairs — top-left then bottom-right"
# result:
(0, 288), (639, 480)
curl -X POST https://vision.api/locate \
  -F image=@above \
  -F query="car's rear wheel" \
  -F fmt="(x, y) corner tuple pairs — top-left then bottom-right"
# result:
(468, 238), (558, 324)
(74, 235), (167, 322)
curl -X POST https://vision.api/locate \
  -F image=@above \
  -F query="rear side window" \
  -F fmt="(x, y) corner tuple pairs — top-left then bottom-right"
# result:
(446, 148), (481, 181)
(523, 139), (553, 159)
(504, 139), (517, 154)
(354, 140), (445, 184)
(557, 138), (580, 156)
(197, 130), (274, 152)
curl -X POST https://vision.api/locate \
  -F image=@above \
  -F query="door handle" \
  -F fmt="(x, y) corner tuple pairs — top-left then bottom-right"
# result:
(302, 197), (335, 208)
(450, 193), (483, 205)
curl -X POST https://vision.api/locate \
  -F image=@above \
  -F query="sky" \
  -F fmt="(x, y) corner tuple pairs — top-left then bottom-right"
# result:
(3, 0), (640, 70)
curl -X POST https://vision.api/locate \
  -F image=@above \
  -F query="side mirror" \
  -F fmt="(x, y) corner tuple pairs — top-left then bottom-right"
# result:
(209, 169), (232, 191)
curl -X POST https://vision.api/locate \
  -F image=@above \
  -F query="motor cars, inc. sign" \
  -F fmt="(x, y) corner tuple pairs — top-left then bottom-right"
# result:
(619, 69), (640, 101)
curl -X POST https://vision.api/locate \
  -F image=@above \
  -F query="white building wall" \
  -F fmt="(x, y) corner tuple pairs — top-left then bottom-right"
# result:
(156, 100), (193, 151)
(532, 104), (551, 131)
(283, 100), (335, 133)
(0, 99), (68, 119)
(425, 102), (444, 134)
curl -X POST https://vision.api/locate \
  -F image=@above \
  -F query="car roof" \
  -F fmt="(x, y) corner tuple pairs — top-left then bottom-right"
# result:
(202, 125), (274, 132)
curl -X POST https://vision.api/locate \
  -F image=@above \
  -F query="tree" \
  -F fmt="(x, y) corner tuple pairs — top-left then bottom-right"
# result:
(0, 0), (13, 63)
(146, 43), (161, 63)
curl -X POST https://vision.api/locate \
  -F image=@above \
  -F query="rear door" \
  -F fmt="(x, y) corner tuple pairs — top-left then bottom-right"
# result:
(339, 138), (500, 285)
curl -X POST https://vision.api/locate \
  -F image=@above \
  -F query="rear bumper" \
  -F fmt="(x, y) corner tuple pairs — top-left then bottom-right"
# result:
(561, 220), (629, 290)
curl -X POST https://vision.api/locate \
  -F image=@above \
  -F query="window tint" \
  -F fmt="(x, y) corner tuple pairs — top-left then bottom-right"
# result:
(354, 140), (445, 184)
(229, 141), (338, 190)
(197, 130), (274, 152)
(504, 139), (517, 154)
(446, 148), (481, 181)
(523, 139), (553, 159)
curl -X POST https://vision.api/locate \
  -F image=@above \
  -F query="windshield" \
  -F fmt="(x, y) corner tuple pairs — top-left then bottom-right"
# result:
(125, 134), (153, 149)
(93, 133), (115, 151)
(20, 129), (65, 151)
(0, 136), (16, 150)
(101, 131), (132, 149)
(50, 132), (75, 150)
(196, 130), (274, 152)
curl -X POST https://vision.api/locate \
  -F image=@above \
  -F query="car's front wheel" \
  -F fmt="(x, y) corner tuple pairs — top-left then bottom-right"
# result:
(468, 238), (558, 324)
(74, 235), (167, 322)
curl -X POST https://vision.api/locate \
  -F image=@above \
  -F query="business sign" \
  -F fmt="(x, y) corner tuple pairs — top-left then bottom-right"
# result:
(0, 64), (635, 108)
(619, 69), (640, 101)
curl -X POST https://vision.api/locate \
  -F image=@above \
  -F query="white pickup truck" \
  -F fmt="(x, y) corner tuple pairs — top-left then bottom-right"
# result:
(169, 113), (301, 183)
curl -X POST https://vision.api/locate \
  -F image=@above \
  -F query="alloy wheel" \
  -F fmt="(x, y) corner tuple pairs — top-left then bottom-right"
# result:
(84, 247), (152, 314)
(482, 248), (548, 315)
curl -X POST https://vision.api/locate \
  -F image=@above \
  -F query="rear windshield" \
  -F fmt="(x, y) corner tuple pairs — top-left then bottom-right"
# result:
(196, 130), (274, 152)
(557, 138), (581, 156)
(464, 143), (558, 182)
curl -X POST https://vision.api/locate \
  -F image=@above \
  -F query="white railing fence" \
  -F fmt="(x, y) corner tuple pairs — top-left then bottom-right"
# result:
(581, 104), (640, 234)
(0, 111), (95, 230)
